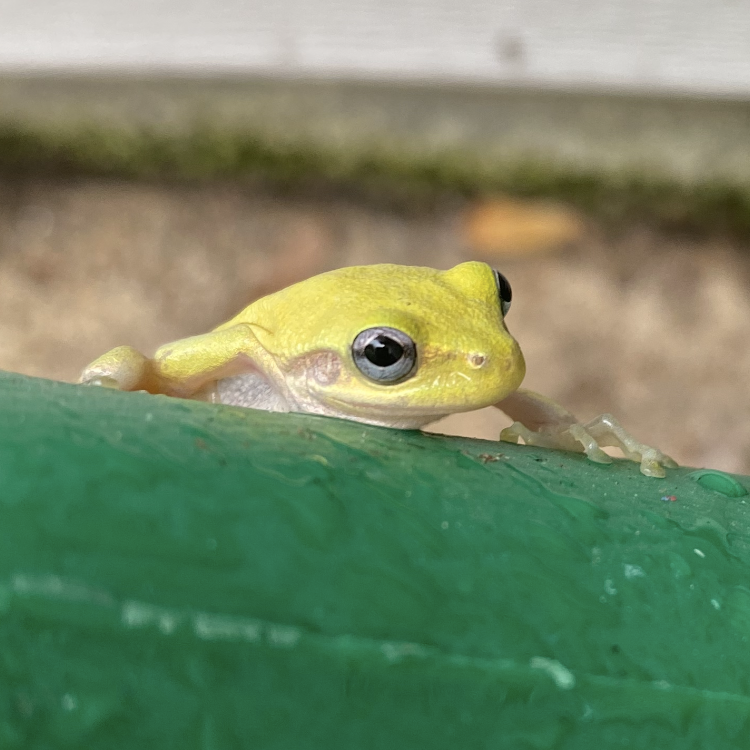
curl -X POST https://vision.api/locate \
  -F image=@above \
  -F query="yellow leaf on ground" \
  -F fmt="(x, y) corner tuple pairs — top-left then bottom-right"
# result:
(463, 197), (586, 257)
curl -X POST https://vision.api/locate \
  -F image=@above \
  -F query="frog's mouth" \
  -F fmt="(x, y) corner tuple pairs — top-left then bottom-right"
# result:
(313, 402), (451, 431)
(307, 392), (502, 431)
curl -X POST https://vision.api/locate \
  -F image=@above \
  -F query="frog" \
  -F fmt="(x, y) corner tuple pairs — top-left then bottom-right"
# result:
(79, 261), (676, 477)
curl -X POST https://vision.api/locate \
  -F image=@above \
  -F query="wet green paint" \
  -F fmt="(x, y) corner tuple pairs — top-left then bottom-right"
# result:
(0, 371), (749, 748)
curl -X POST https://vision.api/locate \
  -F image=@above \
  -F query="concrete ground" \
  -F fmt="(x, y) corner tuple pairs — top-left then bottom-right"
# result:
(1, 177), (748, 474)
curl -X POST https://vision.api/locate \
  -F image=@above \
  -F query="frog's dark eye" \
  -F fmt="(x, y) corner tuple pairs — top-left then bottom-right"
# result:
(352, 327), (417, 384)
(494, 269), (512, 317)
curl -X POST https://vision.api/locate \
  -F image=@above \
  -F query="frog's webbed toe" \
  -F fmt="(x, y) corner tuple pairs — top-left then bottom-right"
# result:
(79, 346), (153, 392)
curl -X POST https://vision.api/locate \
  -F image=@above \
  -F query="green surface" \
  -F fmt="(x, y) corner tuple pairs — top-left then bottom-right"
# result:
(1, 371), (750, 748)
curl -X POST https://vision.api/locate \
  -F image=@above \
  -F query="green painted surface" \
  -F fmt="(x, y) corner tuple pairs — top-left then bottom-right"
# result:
(0, 370), (749, 748)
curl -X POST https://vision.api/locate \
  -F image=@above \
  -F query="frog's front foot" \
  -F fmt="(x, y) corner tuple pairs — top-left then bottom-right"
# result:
(79, 346), (153, 392)
(500, 413), (677, 478)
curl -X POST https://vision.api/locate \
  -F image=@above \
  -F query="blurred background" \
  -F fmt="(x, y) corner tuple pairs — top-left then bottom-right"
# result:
(1, 0), (750, 472)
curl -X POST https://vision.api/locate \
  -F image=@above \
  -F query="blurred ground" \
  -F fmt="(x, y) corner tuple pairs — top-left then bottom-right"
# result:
(0, 177), (748, 474)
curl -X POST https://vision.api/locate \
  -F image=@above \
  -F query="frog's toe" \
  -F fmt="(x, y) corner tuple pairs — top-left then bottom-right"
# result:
(566, 423), (612, 464)
(637, 446), (677, 478)
(640, 458), (666, 479)
(499, 422), (526, 444)
(79, 346), (152, 392)
(585, 446), (613, 465)
(80, 375), (121, 389)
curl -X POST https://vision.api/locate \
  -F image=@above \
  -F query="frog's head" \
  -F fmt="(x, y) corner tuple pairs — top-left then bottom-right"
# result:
(257, 261), (526, 428)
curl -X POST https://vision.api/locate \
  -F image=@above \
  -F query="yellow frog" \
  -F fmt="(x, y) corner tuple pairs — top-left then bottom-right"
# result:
(80, 261), (675, 477)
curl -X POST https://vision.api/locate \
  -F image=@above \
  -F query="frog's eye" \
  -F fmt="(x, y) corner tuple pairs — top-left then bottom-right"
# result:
(352, 327), (417, 384)
(494, 269), (512, 317)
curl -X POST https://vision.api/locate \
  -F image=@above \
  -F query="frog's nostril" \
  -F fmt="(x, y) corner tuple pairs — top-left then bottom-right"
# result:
(468, 353), (487, 369)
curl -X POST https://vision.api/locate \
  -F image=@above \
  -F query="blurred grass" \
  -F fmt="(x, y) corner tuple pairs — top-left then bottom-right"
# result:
(2, 122), (750, 236)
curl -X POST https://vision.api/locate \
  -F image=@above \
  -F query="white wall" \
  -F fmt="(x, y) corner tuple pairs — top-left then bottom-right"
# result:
(0, 0), (749, 96)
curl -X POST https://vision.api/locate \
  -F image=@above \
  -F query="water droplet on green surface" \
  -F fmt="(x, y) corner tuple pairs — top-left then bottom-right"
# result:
(689, 470), (748, 497)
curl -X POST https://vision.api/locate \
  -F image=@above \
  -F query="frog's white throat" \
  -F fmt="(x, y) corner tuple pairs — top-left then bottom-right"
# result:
(215, 372), (444, 430)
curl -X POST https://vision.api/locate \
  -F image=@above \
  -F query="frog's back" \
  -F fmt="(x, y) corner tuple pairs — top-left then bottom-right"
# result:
(214, 262), (498, 352)
(218, 264), (439, 324)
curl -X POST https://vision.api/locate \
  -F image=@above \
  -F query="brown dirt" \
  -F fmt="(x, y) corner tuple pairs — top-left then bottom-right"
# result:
(1, 177), (748, 474)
